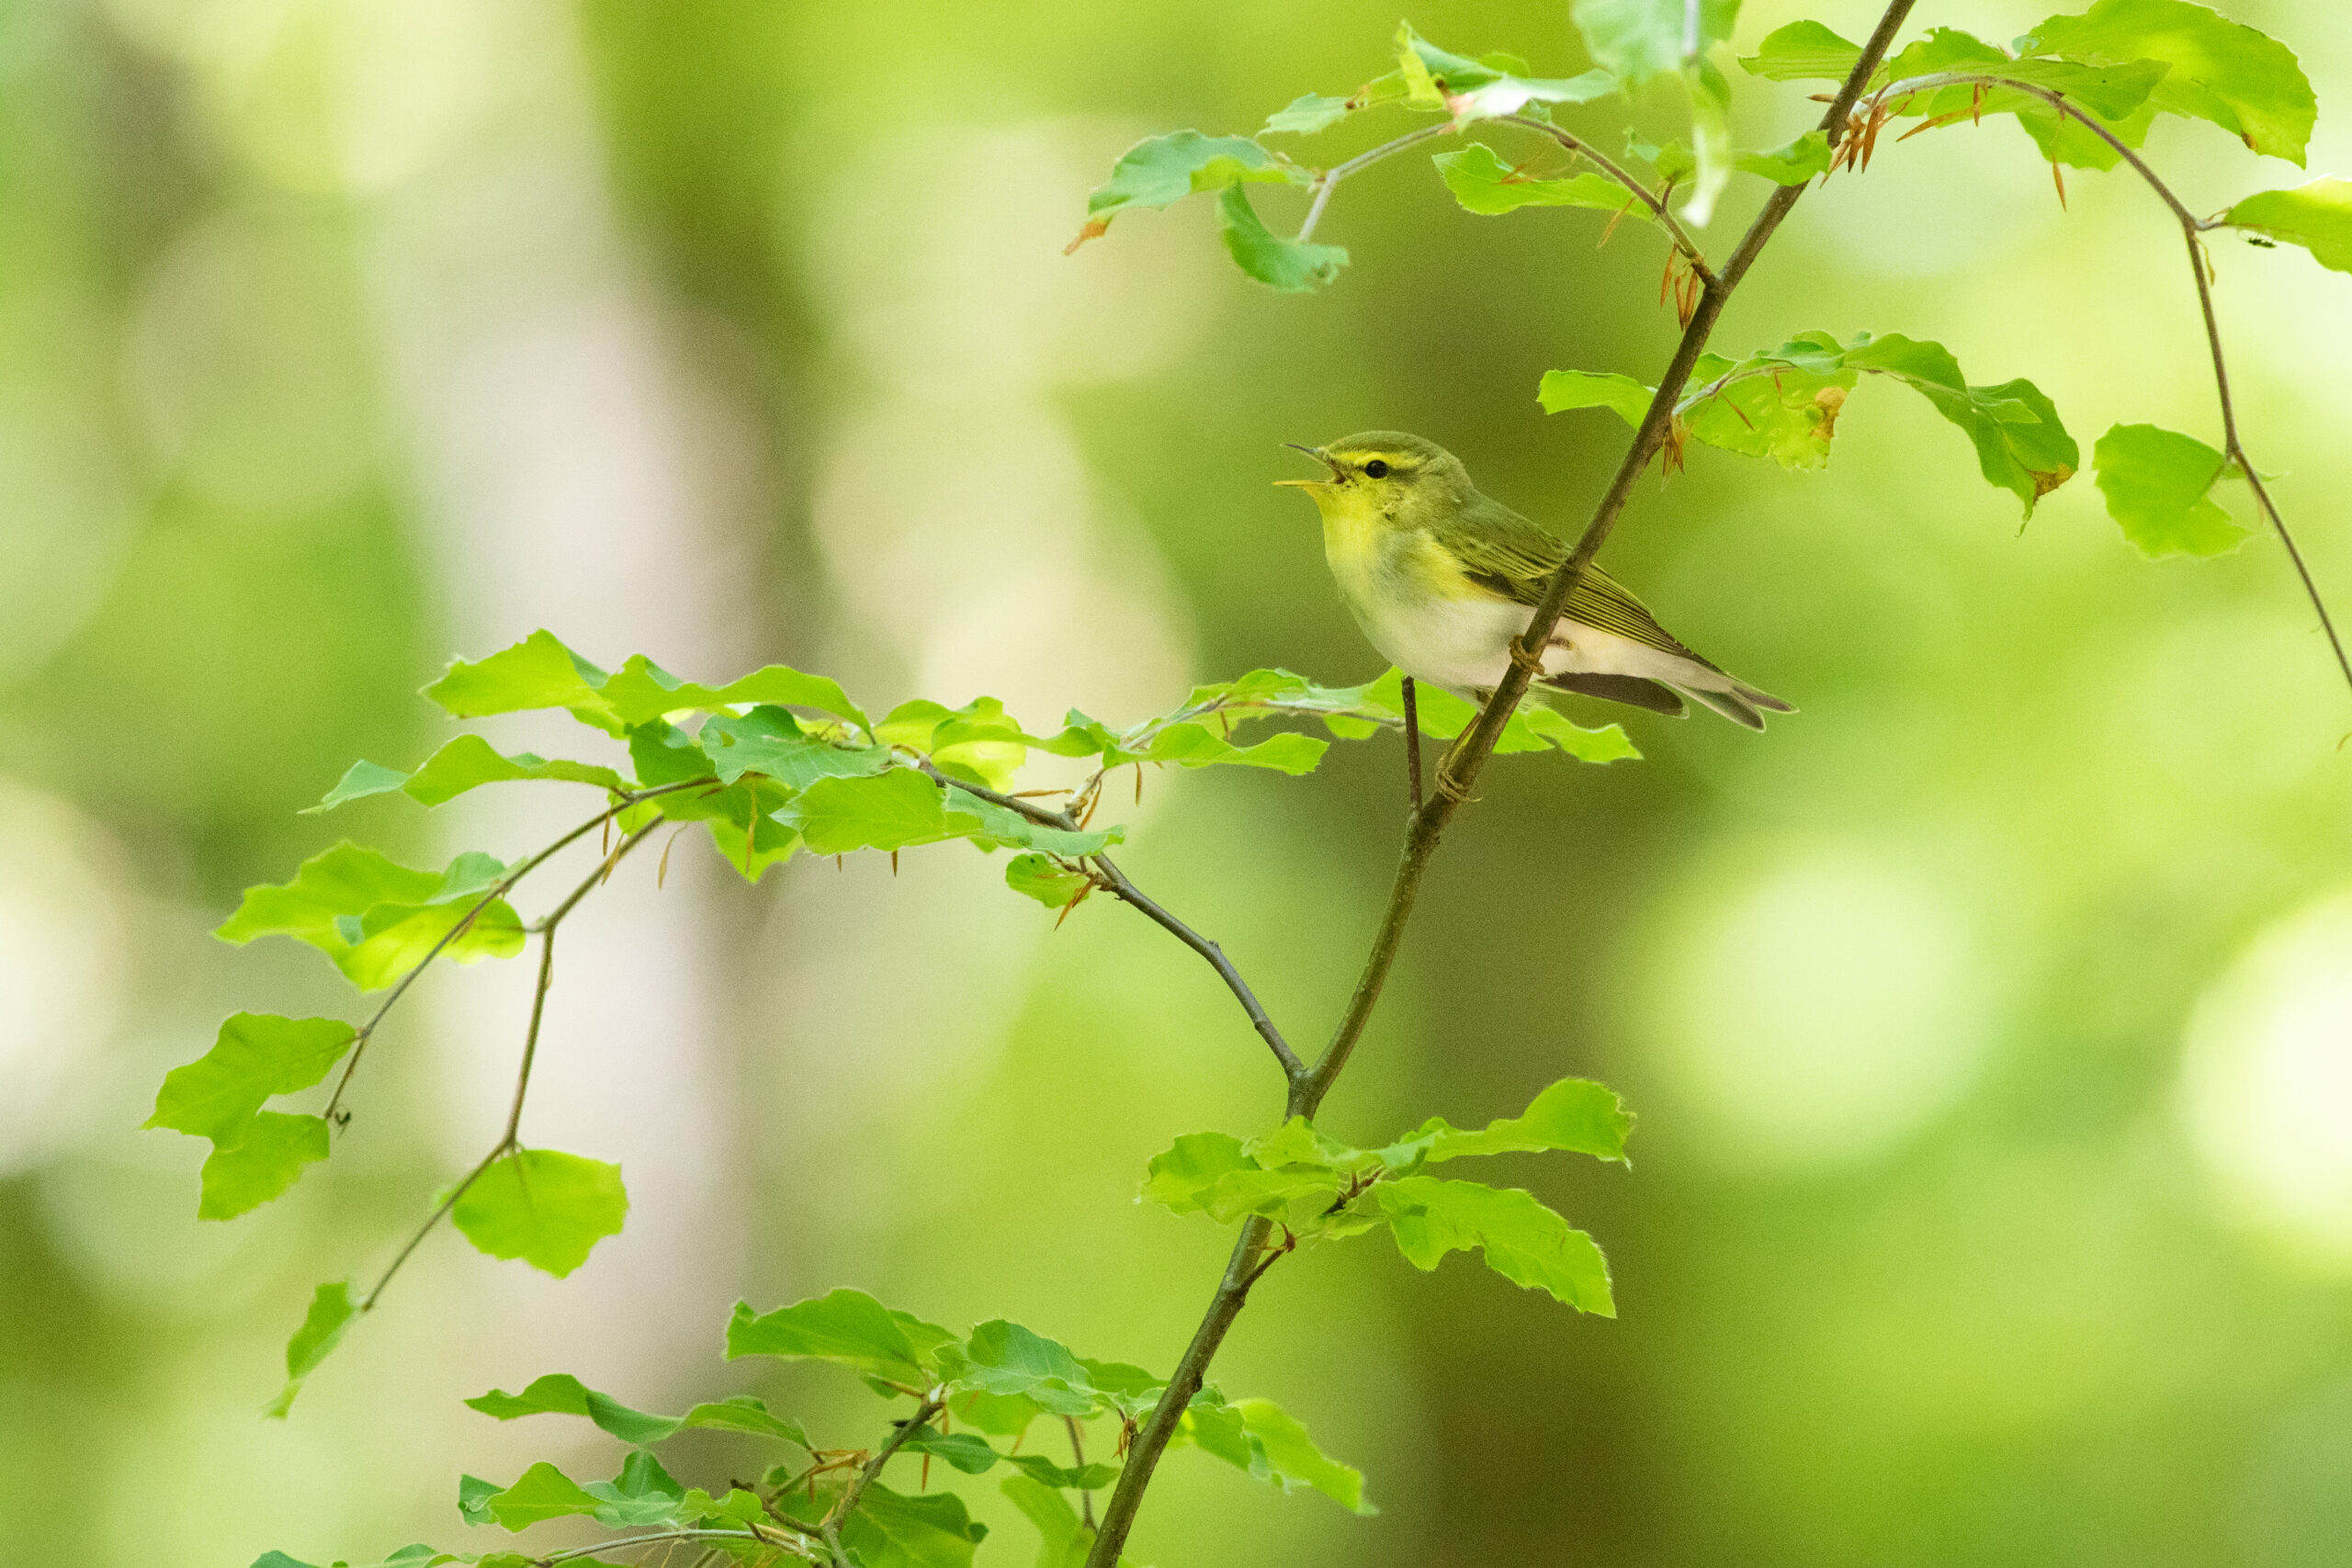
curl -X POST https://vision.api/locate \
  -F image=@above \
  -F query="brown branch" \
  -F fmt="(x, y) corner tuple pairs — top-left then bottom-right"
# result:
(320, 779), (707, 1124)
(357, 822), (658, 1313)
(1500, 114), (1716, 285)
(1081, 10), (1923, 1566)
(1869, 69), (2352, 699)
(821, 1397), (945, 1568)
(919, 763), (1304, 1079)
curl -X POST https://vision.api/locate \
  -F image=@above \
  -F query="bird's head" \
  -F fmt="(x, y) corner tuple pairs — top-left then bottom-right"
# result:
(1274, 432), (1472, 526)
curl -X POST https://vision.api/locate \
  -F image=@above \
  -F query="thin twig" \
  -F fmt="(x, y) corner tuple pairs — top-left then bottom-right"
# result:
(915, 762), (1304, 1079)
(1499, 115), (1716, 284)
(822, 1398), (945, 1568)
(1063, 1415), (1097, 1530)
(1297, 123), (1459, 243)
(1077, 9), (1923, 1563)
(1868, 70), (2352, 699)
(320, 779), (707, 1124)
(357, 823), (658, 1313)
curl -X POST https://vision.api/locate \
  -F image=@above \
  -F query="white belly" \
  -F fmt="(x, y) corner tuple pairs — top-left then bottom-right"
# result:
(1324, 520), (1713, 698)
(1346, 585), (1705, 699)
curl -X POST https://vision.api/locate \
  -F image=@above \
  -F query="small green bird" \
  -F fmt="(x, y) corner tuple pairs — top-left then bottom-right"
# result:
(1277, 432), (1792, 728)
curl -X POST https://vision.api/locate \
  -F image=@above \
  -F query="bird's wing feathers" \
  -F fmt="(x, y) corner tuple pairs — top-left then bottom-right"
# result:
(1435, 493), (1718, 669)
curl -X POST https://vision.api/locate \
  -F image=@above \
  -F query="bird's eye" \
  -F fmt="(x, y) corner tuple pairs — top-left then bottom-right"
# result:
(1363, 459), (1391, 479)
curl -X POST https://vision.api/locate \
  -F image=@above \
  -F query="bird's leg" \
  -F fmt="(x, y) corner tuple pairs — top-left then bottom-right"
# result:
(1399, 675), (1424, 814)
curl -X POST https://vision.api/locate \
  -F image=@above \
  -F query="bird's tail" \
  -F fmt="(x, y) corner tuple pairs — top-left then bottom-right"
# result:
(1680, 678), (1795, 731)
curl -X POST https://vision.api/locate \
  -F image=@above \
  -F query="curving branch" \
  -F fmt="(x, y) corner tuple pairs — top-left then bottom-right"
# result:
(1081, 12), (1927, 1565)
(918, 763), (1304, 1079)
(1499, 113), (1717, 284)
(358, 821), (659, 1313)
(321, 778), (709, 1124)
(1868, 69), (2352, 700)
(821, 1396), (946, 1568)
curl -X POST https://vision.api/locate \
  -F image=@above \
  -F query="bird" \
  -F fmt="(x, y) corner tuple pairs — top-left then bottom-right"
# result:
(1275, 431), (1792, 729)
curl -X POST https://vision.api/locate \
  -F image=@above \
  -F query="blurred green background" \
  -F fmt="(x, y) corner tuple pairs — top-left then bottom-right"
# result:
(6, 0), (2352, 1562)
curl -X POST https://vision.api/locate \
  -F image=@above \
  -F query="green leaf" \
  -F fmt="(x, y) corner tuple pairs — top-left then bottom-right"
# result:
(1537, 369), (1653, 426)
(306, 736), (629, 813)
(1263, 93), (1353, 135)
(2224, 178), (2352, 273)
(1177, 1393), (1373, 1514)
(2015, 0), (2315, 164)
(726, 1288), (933, 1384)
(264, 1280), (359, 1418)
(1229, 1397), (1373, 1514)
(1679, 342), (1857, 470)
(450, 1149), (628, 1278)
(198, 1111), (330, 1219)
(778, 769), (982, 855)
(463, 1372), (812, 1448)
(424, 632), (869, 738)
(1572, 0), (1739, 86)
(1375, 1177), (1614, 1314)
(423, 630), (614, 731)
(582, 1450), (688, 1529)
(1344, 669), (1638, 763)
(458, 1474), (503, 1526)
(214, 843), (525, 991)
(1394, 22), (1618, 119)
(1001, 1475), (1093, 1568)
(1666, 331), (2077, 511)
(1432, 143), (1654, 221)
(1681, 57), (1735, 226)
(148, 1012), (355, 1144)
(902, 1429), (1007, 1475)
(1005, 853), (1092, 912)
(601, 654), (871, 735)
(2092, 423), (2250, 558)
(949, 1321), (1101, 1416)
(484, 1461), (605, 1529)
(698, 705), (893, 789)
(1083, 132), (1307, 229)
(1735, 130), (1832, 185)
(1141, 1127), (1354, 1225)
(1738, 19), (1863, 81)
(842, 1483), (987, 1568)
(1216, 185), (1348, 292)
(1114, 716), (1328, 773)
(876, 695), (1046, 791)
(1383, 1077), (1635, 1168)
(947, 791), (1120, 856)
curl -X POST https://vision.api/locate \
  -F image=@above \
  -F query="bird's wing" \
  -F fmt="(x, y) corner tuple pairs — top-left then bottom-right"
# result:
(1436, 494), (1716, 667)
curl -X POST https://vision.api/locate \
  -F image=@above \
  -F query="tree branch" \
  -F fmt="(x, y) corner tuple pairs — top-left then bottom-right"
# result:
(1297, 124), (1458, 243)
(1500, 114), (1716, 284)
(1871, 69), (2352, 701)
(321, 779), (707, 1124)
(918, 764), (1304, 1079)
(1083, 11), (1924, 1564)
(822, 1397), (945, 1568)
(357, 821), (658, 1313)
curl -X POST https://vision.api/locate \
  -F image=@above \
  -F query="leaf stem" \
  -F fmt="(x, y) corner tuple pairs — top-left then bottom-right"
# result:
(1869, 70), (2352, 700)
(1080, 8), (1921, 1563)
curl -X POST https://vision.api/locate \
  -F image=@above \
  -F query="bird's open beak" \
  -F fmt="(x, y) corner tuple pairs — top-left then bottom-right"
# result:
(1273, 442), (1342, 488)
